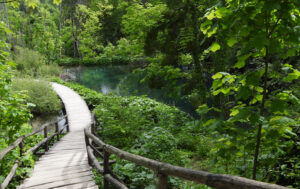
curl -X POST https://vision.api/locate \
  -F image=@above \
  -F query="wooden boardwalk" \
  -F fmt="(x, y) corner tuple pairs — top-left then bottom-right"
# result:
(18, 83), (98, 189)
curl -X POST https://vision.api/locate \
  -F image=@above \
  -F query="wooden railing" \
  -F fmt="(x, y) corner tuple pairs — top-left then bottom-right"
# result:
(84, 123), (289, 189)
(0, 114), (69, 189)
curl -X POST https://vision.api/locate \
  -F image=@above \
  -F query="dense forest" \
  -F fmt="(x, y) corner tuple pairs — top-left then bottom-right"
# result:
(0, 0), (299, 188)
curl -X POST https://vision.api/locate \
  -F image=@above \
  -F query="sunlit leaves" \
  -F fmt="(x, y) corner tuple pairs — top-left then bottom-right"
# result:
(227, 37), (237, 47)
(200, 20), (212, 35)
(283, 69), (300, 82)
(205, 7), (231, 20)
(234, 53), (252, 69)
(209, 42), (220, 52)
(24, 0), (39, 9)
(212, 72), (223, 79)
(53, 0), (62, 6)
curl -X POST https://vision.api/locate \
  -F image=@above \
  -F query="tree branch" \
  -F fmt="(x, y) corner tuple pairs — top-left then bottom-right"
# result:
(268, 15), (282, 37)
(0, 0), (19, 3)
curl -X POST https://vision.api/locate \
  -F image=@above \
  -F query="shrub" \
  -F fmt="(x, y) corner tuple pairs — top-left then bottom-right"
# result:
(14, 47), (61, 78)
(56, 56), (137, 66)
(12, 79), (62, 115)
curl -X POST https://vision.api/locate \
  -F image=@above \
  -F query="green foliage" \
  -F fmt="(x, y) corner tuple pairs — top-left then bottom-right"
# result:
(93, 95), (191, 149)
(0, 40), (32, 144)
(198, 0), (300, 185)
(56, 56), (133, 66)
(76, 4), (103, 57)
(2, 0), (299, 187)
(11, 79), (62, 115)
(0, 24), (41, 188)
(14, 47), (61, 78)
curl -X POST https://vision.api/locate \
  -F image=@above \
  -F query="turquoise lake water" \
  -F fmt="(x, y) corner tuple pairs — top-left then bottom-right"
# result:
(64, 66), (197, 117)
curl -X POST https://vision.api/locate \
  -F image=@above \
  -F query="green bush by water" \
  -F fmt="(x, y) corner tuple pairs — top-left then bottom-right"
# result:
(14, 47), (61, 78)
(12, 79), (62, 115)
(56, 56), (131, 66)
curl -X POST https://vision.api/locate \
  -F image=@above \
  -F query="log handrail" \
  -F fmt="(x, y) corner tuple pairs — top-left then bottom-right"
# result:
(84, 126), (289, 189)
(0, 115), (69, 189)
(0, 115), (67, 161)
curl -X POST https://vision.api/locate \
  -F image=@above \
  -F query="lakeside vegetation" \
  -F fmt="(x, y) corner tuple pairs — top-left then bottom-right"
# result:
(0, 0), (299, 188)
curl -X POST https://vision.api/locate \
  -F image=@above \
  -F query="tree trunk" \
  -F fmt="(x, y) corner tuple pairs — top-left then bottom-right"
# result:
(2, 3), (14, 52)
(252, 12), (271, 179)
(189, 1), (206, 104)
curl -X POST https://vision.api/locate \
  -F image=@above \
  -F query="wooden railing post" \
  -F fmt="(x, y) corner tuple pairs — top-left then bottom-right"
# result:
(66, 116), (70, 132)
(91, 121), (95, 135)
(55, 122), (60, 141)
(44, 127), (48, 151)
(91, 113), (97, 135)
(84, 130), (92, 165)
(103, 150), (110, 189)
(19, 141), (23, 157)
(158, 172), (168, 189)
(19, 141), (23, 167)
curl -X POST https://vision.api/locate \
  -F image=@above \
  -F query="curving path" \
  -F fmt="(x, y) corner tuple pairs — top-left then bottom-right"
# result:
(18, 83), (97, 189)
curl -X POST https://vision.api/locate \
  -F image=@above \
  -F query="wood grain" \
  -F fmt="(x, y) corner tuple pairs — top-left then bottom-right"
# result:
(18, 83), (97, 189)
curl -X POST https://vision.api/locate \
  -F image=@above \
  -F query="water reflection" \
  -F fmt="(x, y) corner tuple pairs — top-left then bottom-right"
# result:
(63, 66), (197, 117)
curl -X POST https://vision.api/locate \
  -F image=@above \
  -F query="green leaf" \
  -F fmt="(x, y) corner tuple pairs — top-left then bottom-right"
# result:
(210, 42), (221, 52)
(200, 20), (212, 35)
(212, 72), (223, 79)
(230, 109), (239, 116)
(53, 0), (62, 5)
(203, 119), (217, 127)
(234, 53), (252, 69)
(283, 69), (300, 82)
(206, 10), (216, 20)
(197, 104), (209, 114)
(212, 79), (222, 90)
(207, 26), (218, 37)
(215, 7), (230, 18)
(227, 37), (237, 47)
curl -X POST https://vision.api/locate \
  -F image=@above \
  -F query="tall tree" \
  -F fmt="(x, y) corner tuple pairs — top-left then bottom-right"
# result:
(202, 0), (300, 180)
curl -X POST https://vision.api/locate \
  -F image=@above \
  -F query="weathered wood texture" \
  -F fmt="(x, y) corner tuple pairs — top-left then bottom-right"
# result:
(85, 128), (289, 189)
(0, 116), (66, 162)
(0, 116), (67, 189)
(17, 83), (97, 189)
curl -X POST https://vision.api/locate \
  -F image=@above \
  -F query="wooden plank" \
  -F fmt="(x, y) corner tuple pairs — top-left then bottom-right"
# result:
(38, 155), (88, 162)
(53, 181), (97, 189)
(33, 161), (89, 171)
(48, 148), (86, 152)
(21, 176), (94, 189)
(45, 150), (86, 155)
(34, 159), (88, 167)
(29, 165), (91, 177)
(40, 151), (86, 158)
(34, 160), (89, 169)
(28, 170), (92, 181)
(21, 171), (93, 188)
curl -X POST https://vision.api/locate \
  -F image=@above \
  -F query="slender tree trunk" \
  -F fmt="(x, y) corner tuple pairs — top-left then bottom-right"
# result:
(21, 10), (26, 47)
(2, 3), (14, 52)
(252, 13), (270, 180)
(189, 1), (206, 104)
(59, 3), (62, 57)
(71, 17), (80, 58)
